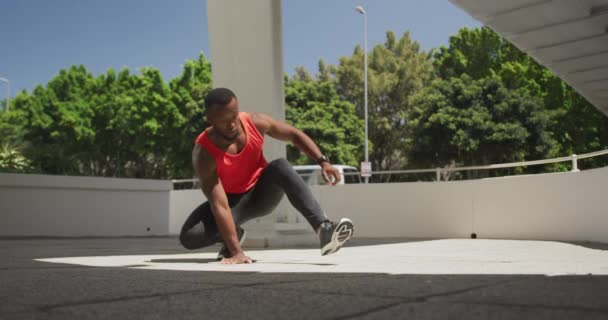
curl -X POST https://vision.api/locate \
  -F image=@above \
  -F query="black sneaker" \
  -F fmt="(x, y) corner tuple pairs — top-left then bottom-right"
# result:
(318, 218), (355, 256)
(216, 227), (246, 261)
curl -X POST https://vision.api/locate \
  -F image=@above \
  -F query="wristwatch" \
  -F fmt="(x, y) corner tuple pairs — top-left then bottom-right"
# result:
(316, 154), (330, 165)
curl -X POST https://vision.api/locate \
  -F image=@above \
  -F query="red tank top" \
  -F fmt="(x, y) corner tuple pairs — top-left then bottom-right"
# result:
(195, 112), (268, 194)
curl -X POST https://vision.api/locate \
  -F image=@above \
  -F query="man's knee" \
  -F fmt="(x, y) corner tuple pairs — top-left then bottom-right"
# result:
(179, 232), (200, 250)
(267, 158), (291, 172)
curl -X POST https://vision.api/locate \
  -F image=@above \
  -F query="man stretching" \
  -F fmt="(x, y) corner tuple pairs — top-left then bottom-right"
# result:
(180, 88), (355, 264)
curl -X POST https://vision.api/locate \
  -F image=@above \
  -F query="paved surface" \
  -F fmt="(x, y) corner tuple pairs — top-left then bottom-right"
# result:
(2, 238), (608, 319)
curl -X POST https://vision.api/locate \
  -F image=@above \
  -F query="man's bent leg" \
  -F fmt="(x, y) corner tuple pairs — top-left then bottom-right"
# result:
(179, 202), (221, 250)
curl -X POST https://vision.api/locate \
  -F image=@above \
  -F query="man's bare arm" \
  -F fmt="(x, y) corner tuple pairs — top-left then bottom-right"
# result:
(250, 112), (341, 185)
(251, 112), (324, 162)
(192, 144), (244, 256)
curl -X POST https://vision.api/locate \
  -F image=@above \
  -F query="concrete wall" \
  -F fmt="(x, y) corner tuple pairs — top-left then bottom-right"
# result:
(2, 167), (607, 243)
(168, 166), (608, 244)
(169, 189), (203, 236)
(314, 167), (608, 242)
(473, 167), (608, 242)
(317, 181), (475, 239)
(0, 173), (171, 237)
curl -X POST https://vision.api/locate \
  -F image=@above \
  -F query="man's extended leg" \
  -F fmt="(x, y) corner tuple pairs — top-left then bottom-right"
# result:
(234, 158), (354, 255)
(232, 158), (328, 229)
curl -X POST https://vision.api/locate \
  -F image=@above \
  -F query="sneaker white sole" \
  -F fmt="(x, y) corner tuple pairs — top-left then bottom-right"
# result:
(321, 218), (355, 256)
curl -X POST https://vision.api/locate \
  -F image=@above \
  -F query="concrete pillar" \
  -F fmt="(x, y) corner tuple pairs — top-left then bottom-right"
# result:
(206, 0), (286, 246)
(206, 0), (285, 161)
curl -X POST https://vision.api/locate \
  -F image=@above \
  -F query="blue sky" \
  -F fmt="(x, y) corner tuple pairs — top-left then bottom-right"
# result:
(0, 0), (480, 98)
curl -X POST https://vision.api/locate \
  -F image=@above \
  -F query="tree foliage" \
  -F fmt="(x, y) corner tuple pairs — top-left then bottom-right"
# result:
(285, 71), (364, 167)
(2, 27), (606, 180)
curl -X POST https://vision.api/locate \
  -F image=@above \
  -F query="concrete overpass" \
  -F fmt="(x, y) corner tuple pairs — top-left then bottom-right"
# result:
(451, 0), (608, 115)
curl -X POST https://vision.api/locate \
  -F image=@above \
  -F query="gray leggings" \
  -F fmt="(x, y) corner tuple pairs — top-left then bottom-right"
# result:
(180, 158), (328, 250)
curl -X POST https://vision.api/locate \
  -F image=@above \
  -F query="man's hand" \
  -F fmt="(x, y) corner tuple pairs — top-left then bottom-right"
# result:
(220, 252), (254, 264)
(321, 162), (341, 186)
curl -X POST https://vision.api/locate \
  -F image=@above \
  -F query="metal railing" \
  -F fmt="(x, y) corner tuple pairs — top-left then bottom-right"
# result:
(360, 149), (608, 181)
(172, 149), (608, 188)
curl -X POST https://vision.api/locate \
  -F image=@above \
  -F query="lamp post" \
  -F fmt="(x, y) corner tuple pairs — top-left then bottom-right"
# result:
(355, 6), (370, 183)
(0, 77), (9, 112)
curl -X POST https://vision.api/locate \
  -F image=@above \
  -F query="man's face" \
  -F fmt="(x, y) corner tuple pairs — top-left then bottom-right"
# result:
(207, 97), (240, 142)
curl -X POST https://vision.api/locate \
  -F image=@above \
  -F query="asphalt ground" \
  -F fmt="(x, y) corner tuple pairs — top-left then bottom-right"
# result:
(1, 237), (608, 320)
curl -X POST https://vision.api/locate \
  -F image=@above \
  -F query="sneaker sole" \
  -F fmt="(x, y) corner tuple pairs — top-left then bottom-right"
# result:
(216, 229), (247, 260)
(321, 218), (355, 256)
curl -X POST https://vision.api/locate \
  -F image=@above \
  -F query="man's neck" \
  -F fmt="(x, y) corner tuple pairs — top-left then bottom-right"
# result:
(209, 125), (243, 148)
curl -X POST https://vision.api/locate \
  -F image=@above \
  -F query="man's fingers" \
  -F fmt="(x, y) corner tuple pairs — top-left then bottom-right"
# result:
(220, 257), (253, 264)
(327, 170), (339, 185)
(322, 172), (331, 185)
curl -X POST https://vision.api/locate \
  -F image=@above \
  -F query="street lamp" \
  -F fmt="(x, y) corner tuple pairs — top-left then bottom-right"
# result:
(0, 77), (9, 112)
(355, 6), (370, 183)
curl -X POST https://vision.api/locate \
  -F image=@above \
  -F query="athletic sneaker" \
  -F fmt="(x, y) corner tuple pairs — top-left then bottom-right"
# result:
(318, 218), (355, 256)
(216, 227), (247, 260)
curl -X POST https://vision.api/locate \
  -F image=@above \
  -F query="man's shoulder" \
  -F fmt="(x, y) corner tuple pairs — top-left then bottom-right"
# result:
(247, 112), (272, 133)
(192, 143), (216, 168)
(247, 111), (263, 122)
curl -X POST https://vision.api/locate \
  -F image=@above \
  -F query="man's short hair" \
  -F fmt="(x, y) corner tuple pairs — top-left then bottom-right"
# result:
(205, 88), (237, 110)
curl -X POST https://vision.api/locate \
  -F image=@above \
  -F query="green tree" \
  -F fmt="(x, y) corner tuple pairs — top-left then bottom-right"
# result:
(434, 27), (526, 80)
(0, 103), (25, 147)
(10, 65), (186, 178)
(0, 54), (213, 179)
(15, 65), (97, 175)
(408, 75), (556, 179)
(168, 53), (213, 178)
(285, 72), (364, 167)
(0, 143), (32, 173)
(335, 31), (435, 178)
(116, 67), (185, 178)
(434, 27), (608, 169)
